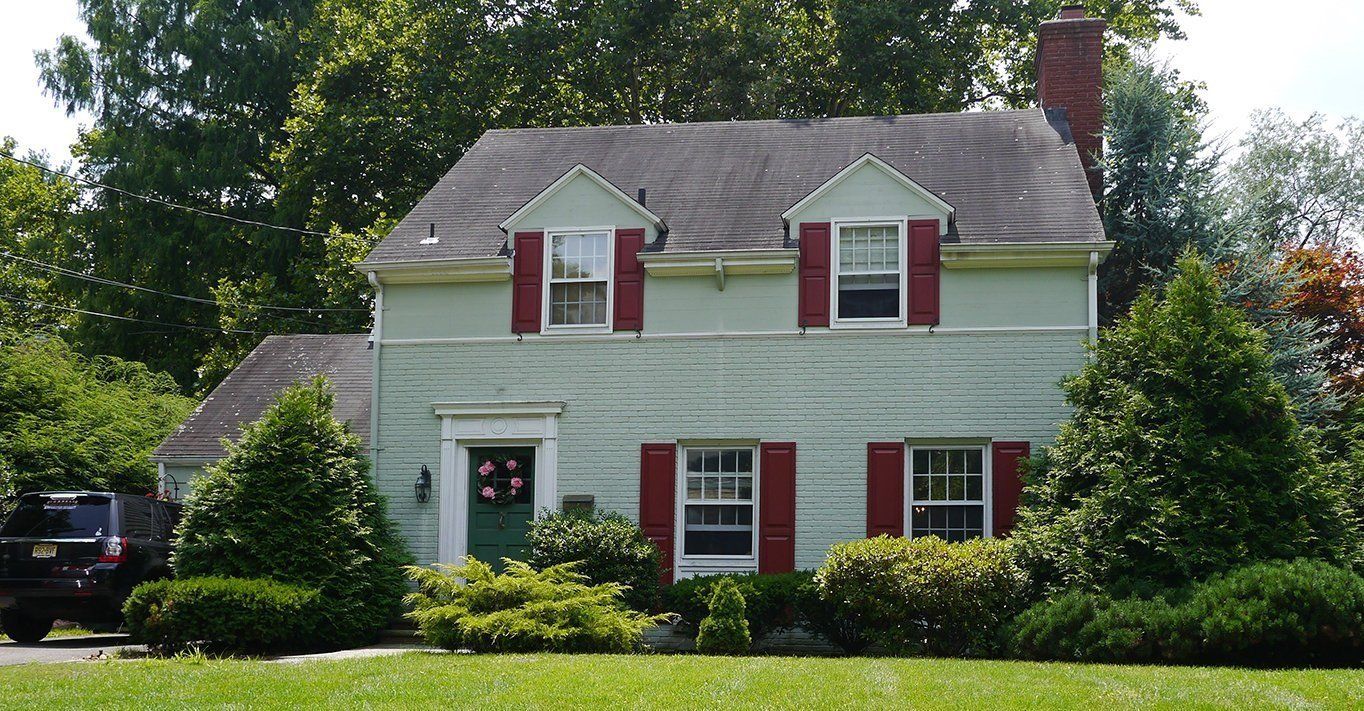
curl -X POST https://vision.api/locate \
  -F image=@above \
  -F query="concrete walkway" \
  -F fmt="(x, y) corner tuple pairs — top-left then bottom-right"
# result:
(0, 634), (140, 666)
(269, 643), (443, 664)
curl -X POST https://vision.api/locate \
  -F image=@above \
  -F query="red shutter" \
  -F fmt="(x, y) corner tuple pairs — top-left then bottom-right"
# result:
(991, 441), (1031, 537)
(798, 222), (831, 327)
(614, 228), (646, 331)
(866, 442), (905, 537)
(758, 442), (796, 574)
(511, 231), (544, 333)
(906, 219), (940, 325)
(640, 443), (676, 585)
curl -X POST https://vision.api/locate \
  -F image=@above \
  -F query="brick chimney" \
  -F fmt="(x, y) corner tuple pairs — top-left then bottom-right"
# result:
(1037, 5), (1106, 197)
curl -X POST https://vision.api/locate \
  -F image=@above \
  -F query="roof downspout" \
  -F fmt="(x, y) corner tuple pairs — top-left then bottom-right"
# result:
(367, 271), (383, 476)
(1087, 251), (1099, 343)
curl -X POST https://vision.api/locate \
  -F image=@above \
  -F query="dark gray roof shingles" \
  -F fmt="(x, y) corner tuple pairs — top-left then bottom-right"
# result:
(366, 109), (1104, 263)
(152, 334), (372, 460)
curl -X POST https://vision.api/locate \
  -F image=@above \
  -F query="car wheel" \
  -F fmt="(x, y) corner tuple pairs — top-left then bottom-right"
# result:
(1, 608), (54, 643)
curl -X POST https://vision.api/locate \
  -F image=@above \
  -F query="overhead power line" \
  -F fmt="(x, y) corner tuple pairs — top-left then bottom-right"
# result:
(0, 293), (281, 336)
(1, 251), (368, 314)
(0, 150), (334, 237)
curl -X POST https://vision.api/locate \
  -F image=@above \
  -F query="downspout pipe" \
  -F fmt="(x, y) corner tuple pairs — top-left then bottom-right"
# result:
(367, 271), (383, 475)
(1087, 251), (1099, 343)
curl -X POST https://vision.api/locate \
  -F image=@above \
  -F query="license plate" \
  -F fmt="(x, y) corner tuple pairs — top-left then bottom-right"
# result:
(31, 543), (57, 558)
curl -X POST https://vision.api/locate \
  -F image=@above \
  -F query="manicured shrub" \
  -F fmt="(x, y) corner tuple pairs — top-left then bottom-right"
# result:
(527, 509), (661, 611)
(1013, 256), (1362, 593)
(662, 571), (809, 641)
(173, 378), (410, 649)
(793, 576), (871, 655)
(1183, 559), (1364, 665)
(815, 535), (1030, 656)
(1008, 559), (1364, 666)
(696, 578), (751, 654)
(406, 557), (669, 653)
(123, 577), (320, 655)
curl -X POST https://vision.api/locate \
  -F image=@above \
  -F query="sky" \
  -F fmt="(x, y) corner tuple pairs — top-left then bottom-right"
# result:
(1, 0), (1362, 166)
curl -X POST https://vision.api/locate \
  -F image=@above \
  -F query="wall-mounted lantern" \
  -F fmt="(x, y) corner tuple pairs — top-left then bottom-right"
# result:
(415, 465), (432, 503)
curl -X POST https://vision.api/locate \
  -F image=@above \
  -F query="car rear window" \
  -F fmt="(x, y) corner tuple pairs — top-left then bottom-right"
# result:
(0, 495), (113, 538)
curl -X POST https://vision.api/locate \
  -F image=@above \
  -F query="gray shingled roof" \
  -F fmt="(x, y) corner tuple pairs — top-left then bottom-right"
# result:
(367, 108), (1104, 263)
(152, 334), (371, 460)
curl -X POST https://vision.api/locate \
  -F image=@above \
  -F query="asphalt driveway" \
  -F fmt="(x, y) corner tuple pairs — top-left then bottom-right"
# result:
(0, 634), (139, 666)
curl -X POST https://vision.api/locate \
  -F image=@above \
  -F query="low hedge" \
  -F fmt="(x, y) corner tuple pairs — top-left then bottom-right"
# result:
(814, 535), (1030, 656)
(124, 576), (321, 655)
(527, 510), (662, 611)
(663, 571), (810, 642)
(1008, 559), (1364, 666)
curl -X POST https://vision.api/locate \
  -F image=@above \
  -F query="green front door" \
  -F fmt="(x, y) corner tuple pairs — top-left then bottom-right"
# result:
(467, 446), (535, 572)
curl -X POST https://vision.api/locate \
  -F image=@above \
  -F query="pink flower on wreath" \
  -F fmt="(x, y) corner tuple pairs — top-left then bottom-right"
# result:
(506, 460), (518, 471)
(510, 477), (524, 489)
(480, 486), (496, 500)
(478, 461), (494, 476)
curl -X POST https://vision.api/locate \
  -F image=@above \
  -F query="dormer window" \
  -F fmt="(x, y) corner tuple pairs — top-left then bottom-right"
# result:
(832, 220), (906, 327)
(545, 229), (613, 330)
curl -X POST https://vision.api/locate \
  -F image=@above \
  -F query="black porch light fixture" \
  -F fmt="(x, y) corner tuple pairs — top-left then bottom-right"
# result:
(415, 465), (432, 503)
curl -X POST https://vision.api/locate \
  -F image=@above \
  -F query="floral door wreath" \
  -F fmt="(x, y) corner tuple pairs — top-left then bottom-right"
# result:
(476, 456), (527, 505)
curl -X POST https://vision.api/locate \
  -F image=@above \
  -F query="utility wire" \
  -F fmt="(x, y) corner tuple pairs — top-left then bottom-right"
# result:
(0, 251), (368, 314)
(0, 293), (282, 335)
(0, 150), (334, 237)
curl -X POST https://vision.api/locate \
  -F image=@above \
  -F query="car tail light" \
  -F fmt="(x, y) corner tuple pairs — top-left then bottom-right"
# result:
(99, 536), (128, 563)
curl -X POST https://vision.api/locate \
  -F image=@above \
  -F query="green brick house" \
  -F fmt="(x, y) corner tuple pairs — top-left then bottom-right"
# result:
(158, 9), (1112, 582)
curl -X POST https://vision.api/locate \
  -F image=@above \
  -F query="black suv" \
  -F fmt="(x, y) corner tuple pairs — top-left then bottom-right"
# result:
(0, 492), (180, 642)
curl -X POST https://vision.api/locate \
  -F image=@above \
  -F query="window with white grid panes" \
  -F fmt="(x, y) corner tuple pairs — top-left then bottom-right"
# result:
(547, 231), (610, 327)
(681, 447), (756, 557)
(835, 223), (902, 321)
(909, 446), (987, 541)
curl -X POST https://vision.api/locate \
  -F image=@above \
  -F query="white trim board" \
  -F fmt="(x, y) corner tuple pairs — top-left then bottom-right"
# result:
(941, 241), (1115, 269)
(781, 153), (955, 225)
(434, 401), (563, 565)
(356, 256), (511, 284)
(499, 164), (666, 234)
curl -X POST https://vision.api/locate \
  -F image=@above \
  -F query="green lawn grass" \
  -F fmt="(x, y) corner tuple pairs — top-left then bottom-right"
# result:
(1, 653), (1361, 710)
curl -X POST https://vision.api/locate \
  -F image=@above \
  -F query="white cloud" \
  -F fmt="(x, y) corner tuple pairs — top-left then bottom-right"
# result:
(0, 0), (90, 164)
(1156, 0), (1364, 141)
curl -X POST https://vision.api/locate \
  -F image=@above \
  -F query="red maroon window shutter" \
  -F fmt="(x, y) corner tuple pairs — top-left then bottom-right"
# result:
(511, 231), (544, 333)
(614, 228), (646, 331)
(867, 442), (906, 537)
(798, 222), (831, 327)
(906, 219), (940, 325)
(991, 441), (1031, 537)
(758, 442), (797, 574)
(640, 443), (676, 585)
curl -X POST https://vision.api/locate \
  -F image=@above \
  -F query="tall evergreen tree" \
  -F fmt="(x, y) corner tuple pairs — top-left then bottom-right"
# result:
(1014, 255), (1361, 593)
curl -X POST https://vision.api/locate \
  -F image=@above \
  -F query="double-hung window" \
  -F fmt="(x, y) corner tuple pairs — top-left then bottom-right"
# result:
(546, 230), (612, 329)
(833, 221), (904, 324)
(909, 446), (987, 541)
(681, 447), (756, 558)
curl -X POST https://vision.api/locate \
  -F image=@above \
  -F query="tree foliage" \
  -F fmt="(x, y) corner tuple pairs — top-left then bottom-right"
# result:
(0, 330), (194, 510)
(1014, 255), (1362, 593)
(1227, 110), (1364, 250)
(173, 377), (409, 648)
(1282, 246), (1364, 396)
(0, 138), (80, 333)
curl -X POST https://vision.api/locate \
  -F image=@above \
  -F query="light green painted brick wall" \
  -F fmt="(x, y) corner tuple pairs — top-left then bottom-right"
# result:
(375, 330), (1085, 569)
(160, 463), (206, 501)
(381, 265), (1089, 339)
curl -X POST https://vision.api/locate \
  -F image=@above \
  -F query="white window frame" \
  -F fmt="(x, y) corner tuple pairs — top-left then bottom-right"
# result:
(675, 442), (760, 577)
(905, 443), (993, 540)
(541, 226), (616, 335)
(830, 217), (909, 329)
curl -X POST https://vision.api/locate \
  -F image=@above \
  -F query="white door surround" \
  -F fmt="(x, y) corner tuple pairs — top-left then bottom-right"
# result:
(433, 401), (564, 564)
